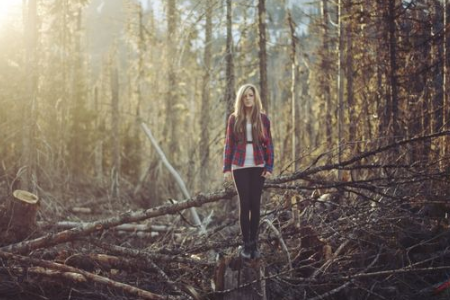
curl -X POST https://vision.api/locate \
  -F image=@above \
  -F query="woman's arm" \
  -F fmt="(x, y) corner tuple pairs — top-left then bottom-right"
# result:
(223, 114), (235, 173)
(263, 115), (274, 174)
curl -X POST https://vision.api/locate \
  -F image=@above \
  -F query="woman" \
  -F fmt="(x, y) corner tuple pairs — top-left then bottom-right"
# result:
(223, 83), (274, 259)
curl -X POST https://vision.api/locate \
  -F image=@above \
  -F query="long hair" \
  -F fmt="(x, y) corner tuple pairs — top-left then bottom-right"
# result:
(233, 84), (265, 145)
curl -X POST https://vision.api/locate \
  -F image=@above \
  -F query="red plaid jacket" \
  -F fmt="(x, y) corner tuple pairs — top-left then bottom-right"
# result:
(223, 113), (274, 173)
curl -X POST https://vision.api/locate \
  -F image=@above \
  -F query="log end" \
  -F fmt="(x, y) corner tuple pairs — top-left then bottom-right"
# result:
(13, 190), (39, 205)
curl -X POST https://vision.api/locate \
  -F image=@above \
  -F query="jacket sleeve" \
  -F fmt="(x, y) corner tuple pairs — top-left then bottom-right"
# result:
(223, 114), (235, 173)
(263, 115), (274, 173)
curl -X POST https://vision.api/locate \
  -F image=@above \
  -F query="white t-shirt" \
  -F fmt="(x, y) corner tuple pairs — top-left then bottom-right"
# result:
(232, 122), (265, 170)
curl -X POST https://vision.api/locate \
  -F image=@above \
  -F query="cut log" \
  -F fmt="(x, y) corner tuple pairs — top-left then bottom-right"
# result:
(0, 190), (39, 244)
(215, 253), (266, 300)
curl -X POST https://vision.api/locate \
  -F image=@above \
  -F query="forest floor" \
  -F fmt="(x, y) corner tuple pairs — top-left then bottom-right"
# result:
(1, 133), (450, 300)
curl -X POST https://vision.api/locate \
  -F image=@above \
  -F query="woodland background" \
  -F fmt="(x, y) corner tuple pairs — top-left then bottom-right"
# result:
(1, 0), (450, 299)
(0, 0), (448, 204)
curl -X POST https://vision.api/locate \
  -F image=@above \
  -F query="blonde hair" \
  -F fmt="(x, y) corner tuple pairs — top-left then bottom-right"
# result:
(233, 84), (265, 144)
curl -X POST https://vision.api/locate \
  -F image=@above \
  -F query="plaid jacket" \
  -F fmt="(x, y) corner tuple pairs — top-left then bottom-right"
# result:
(223, 113), (274, 173)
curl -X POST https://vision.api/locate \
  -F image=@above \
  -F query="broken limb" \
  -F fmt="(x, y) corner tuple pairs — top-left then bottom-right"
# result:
(141, 122), (206, 233)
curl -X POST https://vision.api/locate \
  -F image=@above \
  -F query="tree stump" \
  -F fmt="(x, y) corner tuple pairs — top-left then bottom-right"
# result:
(0, 190), (40, 244)
(215, 253), (266, 300)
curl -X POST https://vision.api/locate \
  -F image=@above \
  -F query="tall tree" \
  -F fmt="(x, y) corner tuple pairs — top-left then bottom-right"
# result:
(337, 0), (345, 169)
(387, 0), (400, 140)
(68, 8), (91, 179)
(345, 1), (356, 155)
(287, 10), (298, 171)
(163, 0), (178, 158)
(21, 0), (39, 191)
(258, 0), (270, 112)
(321, 0), (333, 149)
(111, 66), (120, 199)
(224, 0), (235, 124)
(199, 0), (213, 189)
(442, 0), (450, 169)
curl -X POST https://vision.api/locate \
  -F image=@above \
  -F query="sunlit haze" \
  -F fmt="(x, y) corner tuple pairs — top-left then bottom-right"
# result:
(0, 0), (21, 29)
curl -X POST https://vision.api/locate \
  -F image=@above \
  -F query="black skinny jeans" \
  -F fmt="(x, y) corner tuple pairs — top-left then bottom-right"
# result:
(233, 167), (265, 244)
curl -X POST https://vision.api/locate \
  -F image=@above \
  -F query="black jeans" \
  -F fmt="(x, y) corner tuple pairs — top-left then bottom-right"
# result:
(233, 167), (265, 244)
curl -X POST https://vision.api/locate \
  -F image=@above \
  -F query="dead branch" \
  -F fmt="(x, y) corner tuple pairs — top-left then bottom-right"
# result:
(141, 122), (205, 233)
(0, 250), (183, 300)
(86, 238), (215, 267)
(0, 186), (236, 254)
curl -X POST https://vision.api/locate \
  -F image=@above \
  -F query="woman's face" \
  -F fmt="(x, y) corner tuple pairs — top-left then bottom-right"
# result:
(242, 88), (255, 109)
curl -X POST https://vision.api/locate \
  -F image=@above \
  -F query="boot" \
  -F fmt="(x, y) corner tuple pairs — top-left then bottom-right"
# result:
(239, 241), (252, 259)
(250, 240), (261, 259)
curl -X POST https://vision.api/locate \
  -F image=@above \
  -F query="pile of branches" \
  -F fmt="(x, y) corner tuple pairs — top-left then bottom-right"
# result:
(1, 132), (450, 300)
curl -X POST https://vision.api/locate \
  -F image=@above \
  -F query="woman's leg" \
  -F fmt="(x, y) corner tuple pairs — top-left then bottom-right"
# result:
(248, 167), (265, 256)
(232, 168), (251, 246)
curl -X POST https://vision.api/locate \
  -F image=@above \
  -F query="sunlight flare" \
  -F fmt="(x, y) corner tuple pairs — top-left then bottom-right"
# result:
(0, 0), (22, 28)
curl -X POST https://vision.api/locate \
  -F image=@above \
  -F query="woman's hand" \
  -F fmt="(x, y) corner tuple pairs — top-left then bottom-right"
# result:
(262, 170), (272, 178)
(224, 171), (232, 182)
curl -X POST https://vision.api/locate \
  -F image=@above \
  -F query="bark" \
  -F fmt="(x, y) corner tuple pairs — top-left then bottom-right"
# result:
(40, 221), (183, 233)
(376, 0), (388, 140)
(258, 0), (270, 112)
(337, 0), (345, 178)
(94, 88), (104, 184)
(199, 1), (212, 190)
(70, 9), (86, 177)
(57, 0), (68, 179)
(442, 0), (450, 170)
(21, 0), (38, 191)
(216, 257), (265, 300)
(321, 0), (333, 149)
(163, 0), (178, 158)
(288, 11), (298, 172)
(0, 190), (40, 244)
(345, 5), (355, 154)
(131, 4), (144, 182)
(387, 0), (399, 139)
(224, 0), (235, 125)
(111, 66), (120, 198)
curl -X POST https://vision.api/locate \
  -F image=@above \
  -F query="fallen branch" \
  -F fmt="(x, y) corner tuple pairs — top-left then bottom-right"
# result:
(262, 219), (293, 274)
(87, 238), (215, 266)
(39, 221), (184, 233)
(141, 122), (205, 233)
(0, 250), (182, 300)
(0, 187), (236, 254)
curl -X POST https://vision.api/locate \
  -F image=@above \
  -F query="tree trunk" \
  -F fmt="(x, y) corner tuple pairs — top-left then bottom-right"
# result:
(387, 0), (399, 140)
(199, 1), (213, 190)
(376, 0), (388, 141)
(21, 0), (38, 192)
(321, 0), (333, 150)
(224, 0), (235, 127)
(164, 0), (178, 159)
(215, 255), (265, 300)
(258, 0), (270, 113)
(0, 190), (40, 244)
(94, 88), (104, 184)
(288, 11), (298, 171)
(337, 0), (345, 178)
(70, 8), (86, 178)
(132, 4), (144, 182)
(442, 0), (450, 170)
(111, 66), (120, 199)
